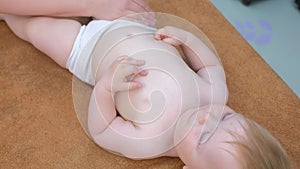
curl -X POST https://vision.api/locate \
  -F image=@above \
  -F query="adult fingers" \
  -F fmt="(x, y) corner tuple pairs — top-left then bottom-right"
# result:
(127, 0), (153, 13)
(124, 0), (156, 26)
(121, 11), (156, 27)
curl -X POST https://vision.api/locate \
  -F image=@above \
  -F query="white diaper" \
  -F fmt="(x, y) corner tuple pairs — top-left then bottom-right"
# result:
(66, 19), (156, 86)
(66, 20), (112, 86)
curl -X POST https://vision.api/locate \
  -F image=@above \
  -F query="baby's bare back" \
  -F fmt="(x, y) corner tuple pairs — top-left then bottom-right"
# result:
(92, 25), (211, 136)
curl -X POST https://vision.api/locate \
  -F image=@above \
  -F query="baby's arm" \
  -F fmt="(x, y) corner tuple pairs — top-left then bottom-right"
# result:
(155, 27), (228, 144)
(88, 56), (147, 136)
(88, 57), (162, 158)
(154, 26), (226, 83)
(155, 26), (228, 109)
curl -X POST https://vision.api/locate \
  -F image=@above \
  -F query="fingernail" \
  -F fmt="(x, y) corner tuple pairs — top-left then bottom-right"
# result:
(137, 83), (142, 88)
(140, 70), (148, 76)
(134, 83), (142, 89)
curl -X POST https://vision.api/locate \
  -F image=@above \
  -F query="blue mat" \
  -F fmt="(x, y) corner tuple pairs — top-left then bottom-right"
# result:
(210, 0), (300, 97)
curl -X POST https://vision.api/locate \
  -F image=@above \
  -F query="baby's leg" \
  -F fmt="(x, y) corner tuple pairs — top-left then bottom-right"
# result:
(1, 14), (81, 68)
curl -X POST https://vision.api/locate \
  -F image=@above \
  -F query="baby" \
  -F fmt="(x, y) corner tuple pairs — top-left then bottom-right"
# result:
(0, 14), (290, 169)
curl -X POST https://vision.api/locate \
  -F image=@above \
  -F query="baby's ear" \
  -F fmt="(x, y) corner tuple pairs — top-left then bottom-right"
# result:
(183, 166), (189, 169)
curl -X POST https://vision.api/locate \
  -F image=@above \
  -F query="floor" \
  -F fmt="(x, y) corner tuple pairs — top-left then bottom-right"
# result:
(210, 0), (300, 97)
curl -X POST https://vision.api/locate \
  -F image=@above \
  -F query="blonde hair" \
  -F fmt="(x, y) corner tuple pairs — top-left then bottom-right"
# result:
(228, 118), (291, 169)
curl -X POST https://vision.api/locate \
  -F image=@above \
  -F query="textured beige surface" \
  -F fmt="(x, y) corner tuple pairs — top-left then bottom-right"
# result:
(0, 0), (299, 168)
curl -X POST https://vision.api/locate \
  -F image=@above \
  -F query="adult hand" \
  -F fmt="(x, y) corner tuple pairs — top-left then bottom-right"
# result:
(89, 0), (155, 26)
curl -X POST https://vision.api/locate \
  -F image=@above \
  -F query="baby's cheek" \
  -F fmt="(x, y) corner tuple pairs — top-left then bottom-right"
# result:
(181, 126), (202, 148)
(191, 126), (203, 141)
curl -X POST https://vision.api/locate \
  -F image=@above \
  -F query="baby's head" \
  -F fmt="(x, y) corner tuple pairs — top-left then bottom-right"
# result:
(174, 108), (290, 169)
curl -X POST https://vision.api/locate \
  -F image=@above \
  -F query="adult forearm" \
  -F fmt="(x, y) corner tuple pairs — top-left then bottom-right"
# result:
(0, 0), (89, 17)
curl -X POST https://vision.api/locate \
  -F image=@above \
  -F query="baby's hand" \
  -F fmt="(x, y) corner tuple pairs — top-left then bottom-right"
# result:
(102, 56), (147, 93)
(154, 26), (190, 46)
